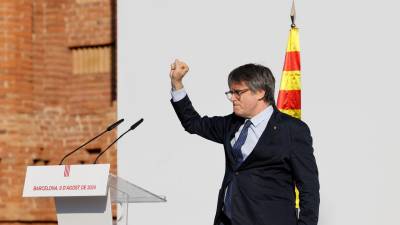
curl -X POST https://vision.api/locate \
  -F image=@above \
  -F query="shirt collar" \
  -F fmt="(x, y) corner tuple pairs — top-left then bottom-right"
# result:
(249, 105), (274, 127)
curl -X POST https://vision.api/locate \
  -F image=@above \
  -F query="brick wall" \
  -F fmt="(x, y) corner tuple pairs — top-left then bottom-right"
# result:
(0, 0), (117, 224)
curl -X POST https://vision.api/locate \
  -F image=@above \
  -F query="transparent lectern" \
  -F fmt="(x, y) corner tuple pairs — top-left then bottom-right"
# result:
(108, 174), (166, 224)
(23, 164), (166, 225)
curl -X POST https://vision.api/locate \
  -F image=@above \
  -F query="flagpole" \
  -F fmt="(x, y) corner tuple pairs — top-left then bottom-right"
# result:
(291, 1), (300, 216)
(291, 0), (296, 28)
(278, 0), (302, 214)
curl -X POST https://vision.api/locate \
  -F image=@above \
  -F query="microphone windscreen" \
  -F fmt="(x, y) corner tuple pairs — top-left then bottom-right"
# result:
(130, 118), (144, 130)
(107, 118), (125, 131)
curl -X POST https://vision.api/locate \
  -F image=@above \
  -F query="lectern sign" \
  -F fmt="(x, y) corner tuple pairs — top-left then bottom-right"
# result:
(23, 164), (110, 197)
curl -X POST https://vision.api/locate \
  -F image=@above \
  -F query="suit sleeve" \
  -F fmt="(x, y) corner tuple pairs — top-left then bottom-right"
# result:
(289, 122), (320, 225)
(171, 95), (227, 144)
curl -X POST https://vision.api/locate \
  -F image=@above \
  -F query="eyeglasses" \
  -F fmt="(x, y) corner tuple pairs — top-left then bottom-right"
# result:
(225, 89), (250, 100)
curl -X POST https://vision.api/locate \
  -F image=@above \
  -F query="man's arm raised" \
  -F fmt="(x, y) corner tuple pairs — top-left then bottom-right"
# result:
(169, 59), (227, 144)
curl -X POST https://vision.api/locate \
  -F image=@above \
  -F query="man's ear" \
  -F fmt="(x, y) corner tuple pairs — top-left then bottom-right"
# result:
(256, 90), (266, 101)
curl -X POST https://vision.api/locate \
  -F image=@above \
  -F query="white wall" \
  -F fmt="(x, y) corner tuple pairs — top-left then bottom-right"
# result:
(117, 1), (400, 224)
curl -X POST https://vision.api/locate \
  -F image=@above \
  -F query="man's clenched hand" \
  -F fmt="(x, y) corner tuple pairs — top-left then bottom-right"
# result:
(169, 59), (189, 90)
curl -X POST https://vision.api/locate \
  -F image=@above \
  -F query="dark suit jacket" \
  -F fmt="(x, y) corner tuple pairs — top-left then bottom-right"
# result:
(172, 95), (319, 225)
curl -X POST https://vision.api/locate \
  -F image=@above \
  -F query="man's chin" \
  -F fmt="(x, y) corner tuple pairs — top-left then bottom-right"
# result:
(233, 110), (244, 118)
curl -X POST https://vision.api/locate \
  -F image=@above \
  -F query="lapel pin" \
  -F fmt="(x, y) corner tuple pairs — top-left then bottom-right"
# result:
(273, 125), (277, 130)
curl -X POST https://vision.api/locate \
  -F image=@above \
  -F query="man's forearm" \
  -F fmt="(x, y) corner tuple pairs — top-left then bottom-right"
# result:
(171, 80), (184, 91)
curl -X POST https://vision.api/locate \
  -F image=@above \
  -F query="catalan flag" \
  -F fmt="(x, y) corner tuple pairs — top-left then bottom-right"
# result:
(276, 1), (302, 209)
(277, 27), (301, 119)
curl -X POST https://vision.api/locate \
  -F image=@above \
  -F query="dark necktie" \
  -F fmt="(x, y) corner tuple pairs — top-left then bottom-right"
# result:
(231, 120), (252, 163)
(224, 120), (252, 219)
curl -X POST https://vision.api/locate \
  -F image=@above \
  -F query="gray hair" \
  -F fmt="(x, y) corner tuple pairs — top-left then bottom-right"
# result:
(228, 63), (275, 104)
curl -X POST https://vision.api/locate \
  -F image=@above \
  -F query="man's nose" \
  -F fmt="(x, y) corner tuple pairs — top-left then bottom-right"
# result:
(230, 94), (239, 101)
(231, 98), (239, 104)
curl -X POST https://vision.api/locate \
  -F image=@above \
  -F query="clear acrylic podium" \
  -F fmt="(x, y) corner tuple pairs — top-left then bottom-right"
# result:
(23, 164), (166, 225)
(108, 174), (166, 225)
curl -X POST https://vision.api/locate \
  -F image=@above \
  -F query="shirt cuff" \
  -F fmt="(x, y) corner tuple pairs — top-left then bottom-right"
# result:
(171, 88), (187, 102)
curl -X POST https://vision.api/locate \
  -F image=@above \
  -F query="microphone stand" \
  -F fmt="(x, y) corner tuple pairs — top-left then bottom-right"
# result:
(93, 118), (143, 164)
(59, 118), (124, 165)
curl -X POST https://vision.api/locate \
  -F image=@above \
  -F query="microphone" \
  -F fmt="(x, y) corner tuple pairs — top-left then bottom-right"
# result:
(58, 119), (125, 165)
(93, 118), (143, 164)
(106, 118), (124, 131)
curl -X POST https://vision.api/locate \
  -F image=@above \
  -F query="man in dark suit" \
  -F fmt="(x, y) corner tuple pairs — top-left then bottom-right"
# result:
(169, 59), (319, 225)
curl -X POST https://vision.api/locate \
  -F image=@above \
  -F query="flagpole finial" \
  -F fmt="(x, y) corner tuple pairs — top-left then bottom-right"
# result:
(290, 0), (296, 28)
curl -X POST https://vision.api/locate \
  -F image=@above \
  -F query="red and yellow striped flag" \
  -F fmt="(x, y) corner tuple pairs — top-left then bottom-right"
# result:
(277, 27), (301, 119)
(277, 27), (302, 209)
